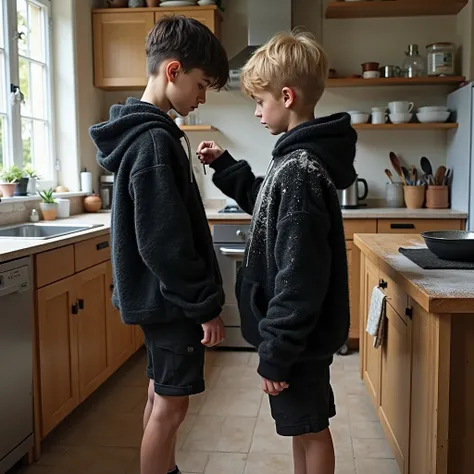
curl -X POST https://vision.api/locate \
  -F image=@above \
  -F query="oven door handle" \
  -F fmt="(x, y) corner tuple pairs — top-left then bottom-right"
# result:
(219, 247), (245, 256)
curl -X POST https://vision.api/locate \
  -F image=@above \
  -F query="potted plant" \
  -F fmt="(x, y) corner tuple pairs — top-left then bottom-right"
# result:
(24, 164), (40, 194)
(38, 188), (57, 221)
(0, 165), (27, 197)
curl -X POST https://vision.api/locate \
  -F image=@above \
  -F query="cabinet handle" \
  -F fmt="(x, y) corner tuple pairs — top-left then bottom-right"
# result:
(378, 279), (388, 289)
(72, 303), (78, 315)
(96, 241), (110, 251)
(405, 307), (413, 319)
(78, 299), (85, 310)
(110, 283), (114, 292)
(390, 223), (415, 229)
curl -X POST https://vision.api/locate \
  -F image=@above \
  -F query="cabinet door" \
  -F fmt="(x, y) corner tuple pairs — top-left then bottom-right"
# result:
(379, 304), (412, 473)
(346, 241), (358, 340)
(37, 276), (78, 438)
(76, 264), (109, 401)
(154, 9), (217, 35)
(93, 12), (155, 89)
(362, 257), (382, 407)
(105, 261), (135, 373)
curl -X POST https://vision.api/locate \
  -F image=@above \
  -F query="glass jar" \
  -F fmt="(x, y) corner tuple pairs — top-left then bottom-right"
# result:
(426, 42), (456, 76)
(402, 44), (425, 78)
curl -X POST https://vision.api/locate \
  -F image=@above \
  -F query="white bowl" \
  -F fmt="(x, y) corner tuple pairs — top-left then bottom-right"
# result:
(416, 111), (451, 123)
(197, 0), (215, 4)
(418, 106), (449, 113)
(371, 107), (387, 113)
(350, 113), (370, 124)
(389, 113), (412, 124)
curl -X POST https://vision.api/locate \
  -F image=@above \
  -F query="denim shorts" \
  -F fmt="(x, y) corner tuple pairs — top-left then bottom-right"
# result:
(141, 321), (205, 397)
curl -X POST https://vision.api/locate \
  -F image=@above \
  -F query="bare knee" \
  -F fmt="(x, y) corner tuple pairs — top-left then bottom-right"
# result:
(150, 394), (189, 430)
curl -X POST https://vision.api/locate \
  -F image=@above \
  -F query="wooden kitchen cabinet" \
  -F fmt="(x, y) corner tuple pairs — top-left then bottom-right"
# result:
(92, 7), (222, 90)
(105, 261), (136, 372)
(379, 304), (412, 472)
(76, 263), (109, 401)
(36, 276), (79, 438)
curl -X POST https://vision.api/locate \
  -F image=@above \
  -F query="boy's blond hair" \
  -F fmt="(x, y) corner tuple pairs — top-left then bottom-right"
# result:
(241, 30), (329, 104)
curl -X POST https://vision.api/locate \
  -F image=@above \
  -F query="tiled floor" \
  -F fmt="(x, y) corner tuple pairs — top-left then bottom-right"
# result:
(12, 350), (400, 474)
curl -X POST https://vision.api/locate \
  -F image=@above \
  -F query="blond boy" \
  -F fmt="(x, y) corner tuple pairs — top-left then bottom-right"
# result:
(197, 32), (357, 473)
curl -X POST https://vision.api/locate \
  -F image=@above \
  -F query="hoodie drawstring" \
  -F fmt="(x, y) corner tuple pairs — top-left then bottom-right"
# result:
(183, 133), (194, 183)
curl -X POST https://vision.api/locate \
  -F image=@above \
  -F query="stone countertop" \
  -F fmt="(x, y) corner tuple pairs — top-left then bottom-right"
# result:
(0, 213), (111, 264)
(354, 233), (474, 314)
(205, 207), (467, 220)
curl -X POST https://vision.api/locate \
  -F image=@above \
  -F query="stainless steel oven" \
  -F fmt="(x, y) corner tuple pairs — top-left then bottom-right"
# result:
(213, 224), (253, 348)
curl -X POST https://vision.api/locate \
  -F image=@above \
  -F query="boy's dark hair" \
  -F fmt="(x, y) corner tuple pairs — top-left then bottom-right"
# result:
(146, 16), (229, 90)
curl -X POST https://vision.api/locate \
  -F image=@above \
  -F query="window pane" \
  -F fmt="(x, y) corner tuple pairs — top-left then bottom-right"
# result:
(30, 61), (46, 119)
(21, 118), (32, 166)
(19, 56), (31, 116)
(31, 119), (50, 174)
(0, 1), (4, 49)
(0, 51), (5, 113)
(17, 0), (29, 57)
(28, 1), (45, 62)
(0, 116), (5, 169)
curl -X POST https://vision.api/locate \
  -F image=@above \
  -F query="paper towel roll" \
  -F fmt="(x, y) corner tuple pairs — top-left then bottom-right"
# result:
(81, 169), (92, 194)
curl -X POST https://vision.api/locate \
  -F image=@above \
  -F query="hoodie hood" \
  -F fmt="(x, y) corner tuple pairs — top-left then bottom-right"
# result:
(89, 98), (184, 174)
(273, 113), (357, 190)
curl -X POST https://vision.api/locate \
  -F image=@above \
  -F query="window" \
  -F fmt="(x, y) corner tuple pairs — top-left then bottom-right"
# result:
(0, 0), (53, 181)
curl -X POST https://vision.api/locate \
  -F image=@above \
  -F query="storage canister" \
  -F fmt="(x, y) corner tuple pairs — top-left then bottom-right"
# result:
(426, 42), (456, 76)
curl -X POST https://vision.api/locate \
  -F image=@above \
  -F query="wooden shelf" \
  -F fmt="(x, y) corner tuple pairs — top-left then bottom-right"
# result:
(353, 123), (458, 130)
(327, 76), (465, 88)
(179, 125), (217, 132)
(326, 1), (468, 19)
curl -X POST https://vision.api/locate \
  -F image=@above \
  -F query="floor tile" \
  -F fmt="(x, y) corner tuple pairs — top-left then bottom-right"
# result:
(182, 415), (226, 451)
(355, 457), (400, 474)
(250, 416), (291, 454)
(212, 351), (253, 367)
(347, 394), (378, 422)
(216, 366), (261, 389)
(176, 451), (209, 473)
(353, 438), (394, 459)
(216, 417), (256, 453)
(200, 388), (262, 417)
(205, 453), (247, 474)
(244, 453), (292, 474)
(350, 421), (386, 439)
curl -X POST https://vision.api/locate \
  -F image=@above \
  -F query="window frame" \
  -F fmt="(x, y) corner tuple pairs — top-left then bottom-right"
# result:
(1, 0), (55, 184)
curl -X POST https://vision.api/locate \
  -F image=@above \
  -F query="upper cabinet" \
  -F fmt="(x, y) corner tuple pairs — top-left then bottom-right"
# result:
(92, 6), (223, 90)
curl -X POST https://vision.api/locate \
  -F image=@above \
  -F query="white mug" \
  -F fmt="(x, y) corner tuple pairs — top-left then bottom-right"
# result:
(388, 101), (414, 113)
(372, 112), (387, 124)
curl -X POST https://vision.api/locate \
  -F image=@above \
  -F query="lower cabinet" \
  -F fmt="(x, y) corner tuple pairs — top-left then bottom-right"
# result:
(36, 258), (139, 438)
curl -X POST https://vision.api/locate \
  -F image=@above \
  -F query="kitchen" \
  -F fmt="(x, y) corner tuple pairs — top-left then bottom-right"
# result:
(1, 0), (474, 473)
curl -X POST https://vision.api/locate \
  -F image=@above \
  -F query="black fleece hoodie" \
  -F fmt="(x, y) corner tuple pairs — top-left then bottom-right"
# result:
(89, 98), (224, 326)
(211, 113), (357, 381)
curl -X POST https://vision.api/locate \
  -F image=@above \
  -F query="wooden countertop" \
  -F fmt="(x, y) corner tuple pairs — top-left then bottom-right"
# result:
(354, 233), (474, 314)
(206, 208), (467, 220)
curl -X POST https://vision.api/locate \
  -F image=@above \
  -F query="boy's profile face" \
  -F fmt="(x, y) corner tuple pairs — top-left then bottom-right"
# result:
(165, 61), (212, 117)
(253, 89), (292, 135)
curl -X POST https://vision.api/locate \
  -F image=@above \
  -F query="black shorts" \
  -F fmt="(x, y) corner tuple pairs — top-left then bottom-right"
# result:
(141, 321), (205, 397)
(268, 358), (336, 437)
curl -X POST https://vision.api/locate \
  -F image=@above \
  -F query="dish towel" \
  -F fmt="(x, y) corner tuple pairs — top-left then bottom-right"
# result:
(366, 286), (387, 349)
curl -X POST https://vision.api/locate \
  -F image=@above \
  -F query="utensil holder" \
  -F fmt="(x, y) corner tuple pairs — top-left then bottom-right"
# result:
(426, 185), (449, 209)
(385, 182), (404, 208)
(404, 185), (425, 209)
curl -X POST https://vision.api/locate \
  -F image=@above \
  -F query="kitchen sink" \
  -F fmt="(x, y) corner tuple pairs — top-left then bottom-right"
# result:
(0, 223), (104, 240)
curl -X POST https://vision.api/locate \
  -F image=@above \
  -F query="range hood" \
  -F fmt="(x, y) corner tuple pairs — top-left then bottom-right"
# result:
(227, 0), (292, 90)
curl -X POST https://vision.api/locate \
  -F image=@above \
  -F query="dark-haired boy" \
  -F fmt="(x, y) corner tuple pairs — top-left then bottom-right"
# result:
(89, 16), (229, 474)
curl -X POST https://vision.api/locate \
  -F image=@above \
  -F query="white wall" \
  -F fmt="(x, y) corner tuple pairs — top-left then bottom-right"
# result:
(101, 0), (468, 200)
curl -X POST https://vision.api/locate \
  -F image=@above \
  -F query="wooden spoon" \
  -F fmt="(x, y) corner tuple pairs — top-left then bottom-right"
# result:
(401, 166), (411, 185)
(384, 169), (394, 184)
(434, 165), (446, 186)
(409, 166), (417, 185)
(390, 152), (407, 185)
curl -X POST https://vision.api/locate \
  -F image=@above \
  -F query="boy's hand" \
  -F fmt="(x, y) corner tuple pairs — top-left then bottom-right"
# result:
(197, 141), (224, 165)
(201, 316), (225, 347)
(261, 377), (289, 396)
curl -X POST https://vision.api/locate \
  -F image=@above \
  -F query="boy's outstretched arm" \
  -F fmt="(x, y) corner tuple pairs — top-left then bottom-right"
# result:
(257, 199), (332, 383)
(130, 139), (223, 327)
(197, 141), (264, 214)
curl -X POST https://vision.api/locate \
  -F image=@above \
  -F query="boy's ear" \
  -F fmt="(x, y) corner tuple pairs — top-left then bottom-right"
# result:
(165, 60), (182, 83)
(282, 87), (295, 109)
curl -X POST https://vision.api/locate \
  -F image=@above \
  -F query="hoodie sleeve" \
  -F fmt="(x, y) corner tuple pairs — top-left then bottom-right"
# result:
(210, 151), (264, 214)
(130, 158), (222, 325)
(257, 187), (332, 382)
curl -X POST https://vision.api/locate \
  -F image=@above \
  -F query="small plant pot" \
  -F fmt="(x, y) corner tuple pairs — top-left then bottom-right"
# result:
(27, 177), (37, 195)
(404, 185), (425, 209)
(14, 177), (29, 196)
(0, 183), (18, 198)
(146, 0), (160, 6)
(40, 202), (57, 221)
(426, 185), (449, 209)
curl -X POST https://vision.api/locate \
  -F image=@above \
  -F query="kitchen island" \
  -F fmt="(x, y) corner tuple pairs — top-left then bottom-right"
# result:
(352, 233), (474, 474)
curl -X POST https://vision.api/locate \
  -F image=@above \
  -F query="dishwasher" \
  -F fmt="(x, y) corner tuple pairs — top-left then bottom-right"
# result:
(0, 257), (34, 473)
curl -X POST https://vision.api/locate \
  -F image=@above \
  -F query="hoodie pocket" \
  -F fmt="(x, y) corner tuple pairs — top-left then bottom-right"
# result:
(236, 275), (267, 346)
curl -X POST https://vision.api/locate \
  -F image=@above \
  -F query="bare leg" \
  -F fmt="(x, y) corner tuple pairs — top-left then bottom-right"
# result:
(141, 383), (185, 474)
(293, 436), (307, 474)
(297, 428), (335, 474)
